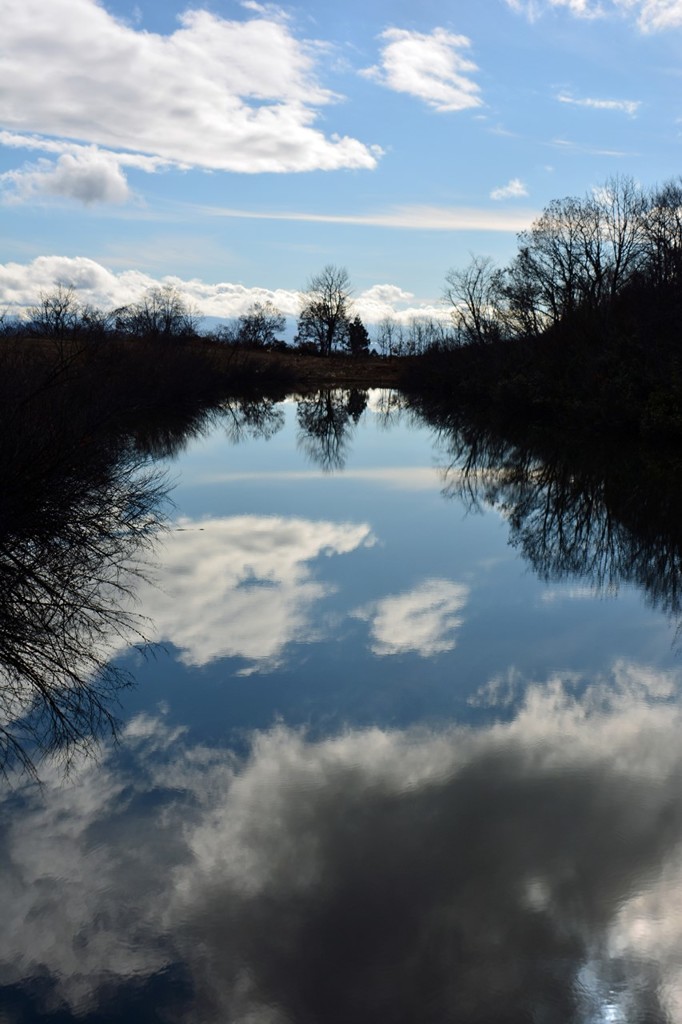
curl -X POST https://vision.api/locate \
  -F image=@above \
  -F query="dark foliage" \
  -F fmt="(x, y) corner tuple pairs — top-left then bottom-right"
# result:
(407, 175), (682, 438)
(408, 395), (682, 629)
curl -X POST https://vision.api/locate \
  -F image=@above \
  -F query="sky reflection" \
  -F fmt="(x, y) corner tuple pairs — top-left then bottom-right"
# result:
(3, 393), (682, 1022)
(138, 514), (374, 671)
(2, 663), (682, 1023)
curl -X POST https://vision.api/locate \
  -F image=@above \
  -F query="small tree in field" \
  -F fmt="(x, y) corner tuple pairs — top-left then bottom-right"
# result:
(118, 284), (202, 339)
(295, 265), (352, 356)
(237, 300), (286, 348)
(345, 315), (370, 357)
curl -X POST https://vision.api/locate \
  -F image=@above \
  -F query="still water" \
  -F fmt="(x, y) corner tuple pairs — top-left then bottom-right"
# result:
(2, 389), (682, 1023)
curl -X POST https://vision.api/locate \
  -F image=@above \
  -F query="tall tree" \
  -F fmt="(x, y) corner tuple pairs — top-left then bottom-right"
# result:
(295, 265), (352, 356)
(345, 315), (370, 357)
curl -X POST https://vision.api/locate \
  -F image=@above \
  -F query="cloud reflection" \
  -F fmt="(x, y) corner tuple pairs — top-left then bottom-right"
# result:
(354, 578), (470, 656)
(141, 515), (375, 671)
(3, 663), (682, 1021)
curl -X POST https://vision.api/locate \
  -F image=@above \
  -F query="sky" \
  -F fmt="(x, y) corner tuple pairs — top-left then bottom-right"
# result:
(1, 0), (682, 325)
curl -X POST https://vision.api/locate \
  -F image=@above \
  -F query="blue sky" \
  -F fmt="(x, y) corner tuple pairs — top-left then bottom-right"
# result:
(2, 0), (682, 324)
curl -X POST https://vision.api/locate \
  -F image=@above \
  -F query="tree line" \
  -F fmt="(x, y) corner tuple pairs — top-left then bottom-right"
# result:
(8, 173), (682, 367)
(444, 175), (682, 345)
(3, 266), (452, 359)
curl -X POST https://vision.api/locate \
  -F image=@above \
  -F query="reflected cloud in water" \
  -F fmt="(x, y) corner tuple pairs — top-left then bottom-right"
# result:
(140, 515), (375, 671)
(354, 578), (470, 657)
(2, 662), (682, 1021)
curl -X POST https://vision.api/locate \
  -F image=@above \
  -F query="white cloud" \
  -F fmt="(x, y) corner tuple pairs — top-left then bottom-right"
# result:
(138, 515), (374, 670)
(507, 0), (682, 31)
(0, 151), (131, 205)
(0, 255), (300, 318)
(356, 283), (450, 324)
(361, 27), (483, 112)
(0, 0), (379, 177)
(0, 132), (170, 205)
(0, 255), (477, 324)
(354, 579), (470, 656)
(490, 177), (529, 200)
(557, 93), (641, 115)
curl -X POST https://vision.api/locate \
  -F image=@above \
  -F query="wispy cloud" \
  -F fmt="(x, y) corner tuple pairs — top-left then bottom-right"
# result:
(507, 0), (682, 32)
(550, 137), (634, 157)
(196, 203), (536, 231)
(361, 27), (482, 112)
(557, 93), (641, 116)
(490, 177), (529, 200)
(0, 0), (380, 181)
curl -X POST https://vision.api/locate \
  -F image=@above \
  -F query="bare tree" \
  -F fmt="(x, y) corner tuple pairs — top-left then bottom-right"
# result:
(444, 256), (503, 345)
(376, 316), (404, 358)
(118, 284), (202, 339)
(28, 285), (81, 338)
(643, 178), (682, 289)
(593, 175), (648, 301)
(237, 300), (286, 348)
(295, 265), (353, 356)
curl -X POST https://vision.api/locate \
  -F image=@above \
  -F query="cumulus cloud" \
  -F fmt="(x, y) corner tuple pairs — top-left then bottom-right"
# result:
(0, 255), (298, 318)
(0, 150), (131, 205)
(557, 93), (641, 115)
(3, 664), (682, 1020)
(361, 27), (483, 112)
(138, 515), (374, 670)
(490, 177), (529, 200)
(0, 131), (170, 205)
(0, 0), (380, 177)
(507, 0), (682, 31)
(353, 579), (470, 656)
(0, 255), (452, 324)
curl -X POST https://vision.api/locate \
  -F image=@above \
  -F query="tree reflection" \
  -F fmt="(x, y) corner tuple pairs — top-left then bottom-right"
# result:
(411, 399), (682, 623)
(296, 389), (368, 471)
(0, 439), (167, 777)
(220, 395), (285, 445)
(0, 384), (293, 777)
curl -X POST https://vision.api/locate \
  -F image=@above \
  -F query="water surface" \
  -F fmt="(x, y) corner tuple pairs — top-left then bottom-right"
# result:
(2, 390), (682, 1023)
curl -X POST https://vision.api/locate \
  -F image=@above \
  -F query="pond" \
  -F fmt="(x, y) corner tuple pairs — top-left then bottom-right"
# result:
(2, 388), (682, 1023)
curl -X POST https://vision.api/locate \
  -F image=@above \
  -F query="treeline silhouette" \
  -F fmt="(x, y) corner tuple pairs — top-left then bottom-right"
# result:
(404, 175), (682, 438)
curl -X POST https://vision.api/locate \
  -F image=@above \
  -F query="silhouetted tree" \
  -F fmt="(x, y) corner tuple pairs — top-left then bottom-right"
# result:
(295, 265), (352, 356)
(444, 256), (503, 345)
(346, 315), (370, 357)
(643, 178), (682, 289)
(237, 300), (286, 348)
(28, 285), (81, 338)
(117, 284), (202, 339)
(376, 316), (404, 358)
